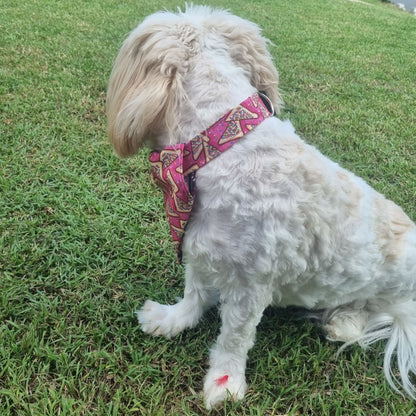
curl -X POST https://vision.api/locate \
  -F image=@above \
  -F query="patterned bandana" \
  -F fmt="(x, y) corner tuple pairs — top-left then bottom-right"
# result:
(149, 92), (273, 262)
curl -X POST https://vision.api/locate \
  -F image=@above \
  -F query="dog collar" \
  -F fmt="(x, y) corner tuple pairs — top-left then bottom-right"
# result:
(149, 92), (273, 262)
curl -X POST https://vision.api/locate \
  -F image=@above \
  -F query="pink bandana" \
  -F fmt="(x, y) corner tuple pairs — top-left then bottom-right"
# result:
(149, 93), (273, 262)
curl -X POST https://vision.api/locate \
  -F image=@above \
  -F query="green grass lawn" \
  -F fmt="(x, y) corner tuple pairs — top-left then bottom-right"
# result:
(1, 0), (415, 414)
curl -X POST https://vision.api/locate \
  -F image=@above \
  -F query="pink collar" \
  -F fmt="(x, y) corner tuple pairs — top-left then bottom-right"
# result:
(149, 93), (273, 262)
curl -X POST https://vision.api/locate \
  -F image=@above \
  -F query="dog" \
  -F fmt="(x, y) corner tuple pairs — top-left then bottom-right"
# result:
(106, 5), (416, 409)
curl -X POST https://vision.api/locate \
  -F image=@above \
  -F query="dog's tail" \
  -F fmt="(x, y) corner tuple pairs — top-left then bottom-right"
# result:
(357, 299), (416, 399)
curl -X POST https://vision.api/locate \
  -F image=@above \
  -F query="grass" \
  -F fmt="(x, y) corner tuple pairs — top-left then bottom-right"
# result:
(1, 0), (415, 414)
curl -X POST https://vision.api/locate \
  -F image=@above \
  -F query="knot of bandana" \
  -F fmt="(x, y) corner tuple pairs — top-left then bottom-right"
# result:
(149, 93), (273, 262)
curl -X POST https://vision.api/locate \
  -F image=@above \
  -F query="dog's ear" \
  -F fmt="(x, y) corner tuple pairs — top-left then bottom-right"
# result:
(107, 16), (192, 157)
(215, 16), (282, 112)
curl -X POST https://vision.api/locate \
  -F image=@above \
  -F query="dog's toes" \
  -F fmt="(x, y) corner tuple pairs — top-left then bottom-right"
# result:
(203, 369), (247, 409)
(136, 300), (173, 337)
(136, 299), (188, 338)
(324, 309), (367, 343)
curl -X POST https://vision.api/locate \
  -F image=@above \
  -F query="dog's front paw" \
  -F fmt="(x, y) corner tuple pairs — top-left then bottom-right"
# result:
(137, 300), (185, 338)
(203, 368), (247, 409)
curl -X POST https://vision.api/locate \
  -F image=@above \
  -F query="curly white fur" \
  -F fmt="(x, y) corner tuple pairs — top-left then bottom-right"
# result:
(107, 5), (416, 408)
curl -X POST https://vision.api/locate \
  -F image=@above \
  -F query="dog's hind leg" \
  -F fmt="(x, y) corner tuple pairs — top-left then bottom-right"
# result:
(323, 302), (369, 343)
(203, 285), (272, 409)
(324, 298), (416, 399)
(137, 264), (218, 338)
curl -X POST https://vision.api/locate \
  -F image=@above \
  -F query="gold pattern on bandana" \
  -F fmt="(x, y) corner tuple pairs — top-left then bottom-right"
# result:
(149, 93), (273, 263)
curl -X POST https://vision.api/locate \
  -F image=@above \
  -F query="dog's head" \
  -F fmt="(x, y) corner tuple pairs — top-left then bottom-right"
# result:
(107, 5), (281, 157)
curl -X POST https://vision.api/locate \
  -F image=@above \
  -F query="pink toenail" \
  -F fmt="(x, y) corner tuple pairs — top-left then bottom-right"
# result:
(215, 375), (229, 386)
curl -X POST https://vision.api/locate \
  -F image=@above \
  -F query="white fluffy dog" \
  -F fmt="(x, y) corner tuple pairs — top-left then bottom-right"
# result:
(106, 5), (416, 408)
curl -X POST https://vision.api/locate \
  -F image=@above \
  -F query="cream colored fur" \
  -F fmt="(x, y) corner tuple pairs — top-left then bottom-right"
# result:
(107, 5), (416, 409)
